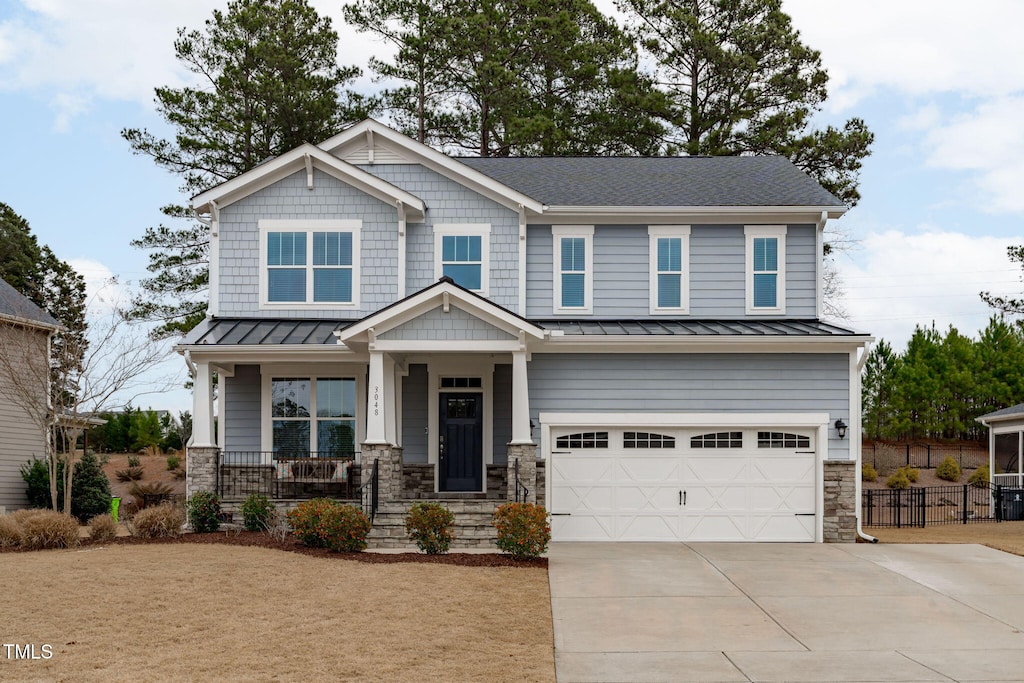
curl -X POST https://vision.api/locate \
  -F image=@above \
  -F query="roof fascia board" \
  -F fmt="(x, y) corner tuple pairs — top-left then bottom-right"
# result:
(319, 120), (545, 214)
(534, 336), (872, 353)
(541, 206), (846, 224)
(191, 144), (425, 219)
(976, 413), (1024, 425)
(539, 411), (831, 428)
(176, 345), (365, 364)
(0, 312), (62, 332)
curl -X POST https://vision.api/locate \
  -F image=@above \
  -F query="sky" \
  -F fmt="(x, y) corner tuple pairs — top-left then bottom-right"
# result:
(1, 0), (1022, 415)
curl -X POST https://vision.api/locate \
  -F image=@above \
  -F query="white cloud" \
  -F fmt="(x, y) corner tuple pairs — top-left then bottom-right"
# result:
(837, 229), (1019, 348)
(67, 257), (129, 316)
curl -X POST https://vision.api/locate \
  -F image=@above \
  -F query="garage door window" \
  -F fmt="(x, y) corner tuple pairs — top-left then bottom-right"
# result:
(556, 432), (608, 449)
(690, 431), (743, 448)
(624, 432), (676, 448)
(757, 432), (810, 448)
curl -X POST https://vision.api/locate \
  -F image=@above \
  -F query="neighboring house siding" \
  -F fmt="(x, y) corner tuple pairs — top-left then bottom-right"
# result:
(357, 164), (521, 311)
(0, 326), (48, 510)
(224, 365), (261, 455)
(528, 353), (850, 460)
(492, 364), (512, 464)
(379, 305), (515, 341)
(402, 364), (428, 463)
(217, 168), (398, 319)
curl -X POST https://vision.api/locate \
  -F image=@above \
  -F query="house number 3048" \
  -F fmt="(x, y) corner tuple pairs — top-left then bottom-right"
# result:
(373, 386), (380, 416)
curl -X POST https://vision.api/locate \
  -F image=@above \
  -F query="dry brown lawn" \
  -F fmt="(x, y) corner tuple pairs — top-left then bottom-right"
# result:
(870, 519), (1024, 557)
(0, 544), (554, 682)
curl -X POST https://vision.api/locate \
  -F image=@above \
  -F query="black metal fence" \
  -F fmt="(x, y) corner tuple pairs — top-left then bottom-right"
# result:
(513, 457), (529, 503)
(862, 482), (1007, 528)
(863, 441), (988, 471)
(217, 451), (358, 500)
(359, 458), (378, 522)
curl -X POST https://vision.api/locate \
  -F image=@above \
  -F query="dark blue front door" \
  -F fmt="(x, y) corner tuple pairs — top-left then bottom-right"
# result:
(439, 393), (483, 491)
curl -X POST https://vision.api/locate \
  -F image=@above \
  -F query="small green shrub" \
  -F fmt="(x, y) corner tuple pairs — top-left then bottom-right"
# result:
(115, 466), (145, 482)
(71, 452), (113, 522)
(899, 466), (920, 483)
(166, 454), (181, 471)
(20, 457), (52, 509)
(0, 515), (24, 548)
(287, 498), (370, 552)
(127, 454), (141, 468)
(936, 456), (962, 482)
(130, 504), (185, 538)
(886, 470), (911, 489)
(861, 463), (878, 482)
(405, 502), (455, 554)
(186, 491), (221, 533)
(88, 513), (118, 542)
(17, 510), (80, 549)
(969, 465), (991, 486)
(240, 494), (276, 532)
(493, 503), (551, 560)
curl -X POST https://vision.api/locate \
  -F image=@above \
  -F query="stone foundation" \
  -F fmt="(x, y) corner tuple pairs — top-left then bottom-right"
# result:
(506, 443), (538, 503)
(367, 499), (505, 548)
(186, 446), (219, 500)
(823, 460), (857, 543)
(360, 444), (403, 502)
(536, 461), (545, 508)
(402, 463), (435, 497)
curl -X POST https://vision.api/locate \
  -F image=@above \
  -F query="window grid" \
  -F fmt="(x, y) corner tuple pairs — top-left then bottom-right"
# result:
(441, 234), (483, 290)
(265, 228), (355, 304)
(757, 432), (810, 449)
(440, 377), (482, 388)
(656, 238), (683, 309)
(752, 236), (778, 308)
(556, 432), (609, 449)
(624, 431), (676, 449)
(690, 432), (744, 449)
(560, 237), (587, 308)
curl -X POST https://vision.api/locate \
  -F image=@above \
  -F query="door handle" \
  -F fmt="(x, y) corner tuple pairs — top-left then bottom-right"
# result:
(439, 435), (445, 459)
(680, 490), (686, 506)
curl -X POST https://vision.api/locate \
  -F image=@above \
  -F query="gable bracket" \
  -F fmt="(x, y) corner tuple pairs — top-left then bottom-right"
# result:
(442, 291), (450, 313)
(366, 129), (375, 164)
(304, 154), (314, 190)
(367, 327), (377, 351)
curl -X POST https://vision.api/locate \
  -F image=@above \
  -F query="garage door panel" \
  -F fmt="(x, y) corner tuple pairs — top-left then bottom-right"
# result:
(553, 514), (615, 541)
(751, 514), (815, 542)
(618, 456), (680, 484)
(553, 455), (614, 483)
(685, 457), (748, 483)
(618, 513), (681, 541)
(685, 514), (747, 542)
(616, 485), (680, 512)
(748, 485), (815, 512)
(750, 457), (815, 482)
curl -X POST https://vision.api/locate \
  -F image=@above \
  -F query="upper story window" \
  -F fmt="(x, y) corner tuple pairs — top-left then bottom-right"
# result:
(260, 220), (361, 308)
(745, 226), (786, 314)
(434, 224), (490, 295)
(648, 226), (690, 314)
(553, 225), (594, 314)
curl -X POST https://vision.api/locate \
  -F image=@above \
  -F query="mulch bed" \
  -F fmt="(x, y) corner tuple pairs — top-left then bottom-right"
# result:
(89, 531), (547, 568)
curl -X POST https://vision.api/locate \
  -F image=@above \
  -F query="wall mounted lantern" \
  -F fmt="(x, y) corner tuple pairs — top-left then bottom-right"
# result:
(835, 419), (848, 440)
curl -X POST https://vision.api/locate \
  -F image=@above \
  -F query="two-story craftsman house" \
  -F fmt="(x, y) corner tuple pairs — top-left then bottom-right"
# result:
(178, 119), (872, 544)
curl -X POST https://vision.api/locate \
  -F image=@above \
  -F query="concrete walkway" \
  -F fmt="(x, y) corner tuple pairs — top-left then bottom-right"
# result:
(549, 542), (1024, 682)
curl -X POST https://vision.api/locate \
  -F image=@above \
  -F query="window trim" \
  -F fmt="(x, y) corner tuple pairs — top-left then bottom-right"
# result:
(259, 219), (361, 309)
(552, 225), (594, 314)
(266, 376), (358, 455)
(648, 225), (691, 314)
(433, 223), (491, 296)
(744, 225), (787, 315)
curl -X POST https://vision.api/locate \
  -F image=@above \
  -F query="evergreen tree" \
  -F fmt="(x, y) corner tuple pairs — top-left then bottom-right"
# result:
(861, 339), (899, 439)
(123, 0), (372, 338)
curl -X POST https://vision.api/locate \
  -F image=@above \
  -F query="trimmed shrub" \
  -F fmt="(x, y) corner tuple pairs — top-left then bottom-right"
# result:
(88, 513), (118, 542)
(886, 470), (911, 490)
(127, 454), (141, 467)
(130, 504), (185, 538)
(899, 466), (920, 483)
(71, 452), (113, 522)
(969, 465), (991, 487)
(493, 503), (551, 560)
(166, 454), (181, 471)
(936, 456), (962, 482)
(405, 502), (455, 554)
(287, 498), (370, 552)
(116, 466), (145, 482)
(861, 463), (878, 482)
(186, 491), (221, 533)
(240, 494), (276, 532)
(0, 515), (24, 548)
(17, 510), (80, 549)
(20, 457), (52, 509)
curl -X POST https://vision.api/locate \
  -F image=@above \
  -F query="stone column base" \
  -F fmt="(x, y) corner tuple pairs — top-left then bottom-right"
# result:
(360, 444), (402, 502)
(506, 443), (538, 504)
(186, 446), (220, 500)
(823, 460), (857, 543)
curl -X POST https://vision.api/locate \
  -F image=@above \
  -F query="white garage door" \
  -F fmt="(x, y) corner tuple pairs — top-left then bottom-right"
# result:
(550, 428), (817, 542)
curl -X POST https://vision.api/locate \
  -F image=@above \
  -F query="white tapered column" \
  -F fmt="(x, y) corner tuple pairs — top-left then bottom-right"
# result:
(365, 351), (388, 445)
(384, 354), (397, 446)
(192, 361), (216, 448)
(510, 350), (533, 445)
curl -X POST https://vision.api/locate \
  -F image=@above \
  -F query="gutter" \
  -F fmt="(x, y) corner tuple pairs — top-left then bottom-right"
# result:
(855, 341), (878, 543)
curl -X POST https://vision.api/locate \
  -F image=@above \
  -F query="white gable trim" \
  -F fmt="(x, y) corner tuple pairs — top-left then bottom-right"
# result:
(336, 281), (545, 345)
(318, 119), (545, 215)
(191, 144), (425, 220)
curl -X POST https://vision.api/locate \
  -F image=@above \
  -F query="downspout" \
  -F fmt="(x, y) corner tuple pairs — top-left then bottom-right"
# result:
(816, 211), (826, 319)
(855, 341), (878, 543)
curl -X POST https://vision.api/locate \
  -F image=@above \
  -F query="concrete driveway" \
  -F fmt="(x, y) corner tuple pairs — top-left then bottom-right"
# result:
(549, 543), (1024, 682)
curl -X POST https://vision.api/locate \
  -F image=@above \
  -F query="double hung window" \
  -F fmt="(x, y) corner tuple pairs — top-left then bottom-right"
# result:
(271, 377), (357, 455)
(433, 224), (490, 294)
(745, 226), (786, 313)
(552, 226), (593, 313)
(261, 220), (360, 306)
(648, 226), (690, 313)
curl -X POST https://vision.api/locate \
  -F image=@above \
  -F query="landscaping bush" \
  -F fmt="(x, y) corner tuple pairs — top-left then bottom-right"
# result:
(20, 457), (52, 508)
(129, 504), (185, 538)
(128, 454), (141, 468)
(166, 454), (181, 471)
(186, 491), (221, 533)
(17, 509), (79, 549)
(0, 514), (24, 548)
(861, 463), (878, 482)
(405, 502), (455, 554)
(937, 456), (962, 482)
(127, 481), (173, 508)
(240, 493), (276, 532)
(115, 466), (145, 482)
(886, 470), (911, 490)
(969, 465), (991, 487)
(287, 498), (370, 552)
(88, 513), (118, 542)
(493, 503), (550, 560)
(899, 466), (920, 483)
(70, 452), (113, 522)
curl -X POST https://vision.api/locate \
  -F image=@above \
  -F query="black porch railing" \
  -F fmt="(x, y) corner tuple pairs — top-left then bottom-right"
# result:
(513, 457), (529, 503)
(862, 482), (1005, 528)
(218, 451), (358, 500)
(359, 458), (379, 522)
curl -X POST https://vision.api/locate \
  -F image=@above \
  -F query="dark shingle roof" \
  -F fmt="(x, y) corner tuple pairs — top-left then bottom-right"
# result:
(0, 279), (59, 328)
(977, 403), (1024, 422)
(457, 156), (845, 208)
(537, 319), (862, 337)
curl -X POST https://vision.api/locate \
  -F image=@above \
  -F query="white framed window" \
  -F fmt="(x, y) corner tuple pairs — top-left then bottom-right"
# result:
(259, 220), (361, 308)
(745, 225), (786, 314)
(552, 225), (594, 314)
(648, 225), (690, 314)
(269, 377), (358, 455)
(433, 224), (490, 295)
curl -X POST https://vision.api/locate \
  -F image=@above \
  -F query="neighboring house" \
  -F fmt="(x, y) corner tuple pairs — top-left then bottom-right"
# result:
(0, 279), (59, 512)
(178, 119), (872, 544)
(976, 404), (1024, 488)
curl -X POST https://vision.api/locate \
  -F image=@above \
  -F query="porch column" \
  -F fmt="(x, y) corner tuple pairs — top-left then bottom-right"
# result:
(365, 351), (388, 445)
(384, 354), (397, 446)
(192, 360), (215, 448)
(510, 350), (533, 445)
